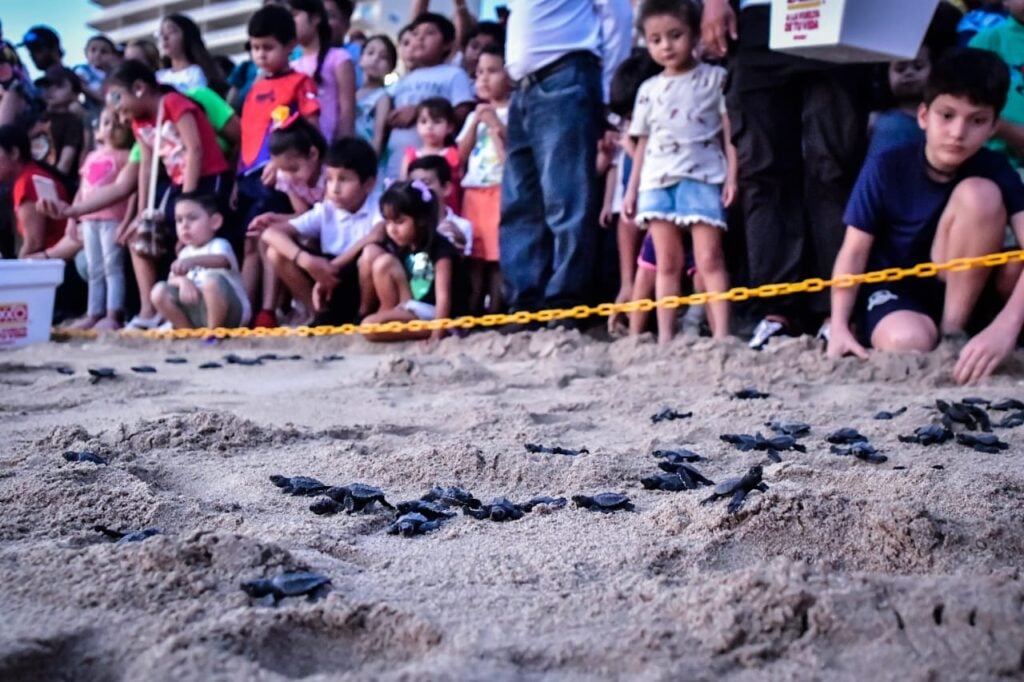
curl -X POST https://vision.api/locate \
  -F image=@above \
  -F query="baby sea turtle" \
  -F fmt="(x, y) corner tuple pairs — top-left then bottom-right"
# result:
(130, 365), (157, 374)
(316, 354), (345, 363)
(165, 356), (188, 364)
(63, 451), (107, 465)
(572, 493), (634, 513)
(310, 484), (394, 514)
(898, 424), (954, 446)
(765, 420), (811, 437)
(93, 525), (161, 544)
(422, 485), (482, 509)
(991, 398), (1024, 411)
(700, 465), (769, 514)
(257, 353), (281, 362)
(656, 460), (714, 488)
(465, 497), (528, 522)
(651, 407), (693, 424)
(937, 399), (991, 432)
(88, 367), (116, 384)
(642, 473), (692, 491)
(395, 499), (457, 520)
(198, 361), (222, 370)
(55, 366), (75, 375)
(996, 411), (1024, 429)
(956, 433), (1009, 454)
(224, 353), (262, 366)
(240, 570), (330, 604)
(830, 442), (888, 464)
(826, 427), (868, 445)
(961, 397), (991, 406)
(520, 495), (568, 512)
(720, 432), (805, 462)
(269, 475), (330, 496)
(524, 443), (589, 456)
(874, 407), (907, 420)
(733, 388), (769, 400)
(651, 448), (705, 462)
(387, 512), (443, 537)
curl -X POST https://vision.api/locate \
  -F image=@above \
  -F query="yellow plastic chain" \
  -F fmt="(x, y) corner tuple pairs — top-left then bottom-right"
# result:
(54, 249), (1024, 341)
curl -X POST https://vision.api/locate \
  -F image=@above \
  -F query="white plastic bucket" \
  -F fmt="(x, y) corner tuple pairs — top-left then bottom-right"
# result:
(769, 0), (940, 63)
(0, 260), (65, 349)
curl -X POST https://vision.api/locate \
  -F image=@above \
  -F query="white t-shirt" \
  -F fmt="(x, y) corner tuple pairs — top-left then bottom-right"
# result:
(457, 106), (509, 188)
(383, 64), (476, 180)
(740, 0), (771, 8)
(289, 193), (379, 256)
(439, 207), (473, 257)
(157, 65), (207, 94)
(629, 64), (729, 191)
(179, 237), (251, 325)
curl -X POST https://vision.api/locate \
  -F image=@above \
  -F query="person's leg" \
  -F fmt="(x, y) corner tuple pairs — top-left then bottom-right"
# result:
(265, 243), (315, 311)
(931, 178), (1007, 334)
(468, 258), (486, 314)
(242, 236), (262, 309)
(871, 310), (939, 352)
(371, 253), (409, 310)
(201, 274), (244, 328)
(690, 224), (731, 338)
(150, 282), (192, 329)
(648, 219), (686, 345)
(499, 86), (548, 312)
(486, 262), (504, 314)
(357, 243), (385, 317)
(628, 265), (657, 336)
(80, 220), (106, 322)
(129, 251), (161, 320)
(100, 220), (125, 323)
(612, 215), (642, 330)
(361, 305), (423, 342)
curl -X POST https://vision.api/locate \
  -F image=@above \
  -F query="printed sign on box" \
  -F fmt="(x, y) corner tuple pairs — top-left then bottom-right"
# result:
(0, 303), (29, 347)
(770, 0), (939, 63)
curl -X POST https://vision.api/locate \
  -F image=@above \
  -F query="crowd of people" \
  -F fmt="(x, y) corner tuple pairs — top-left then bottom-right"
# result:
(0, 0), (1022, 383)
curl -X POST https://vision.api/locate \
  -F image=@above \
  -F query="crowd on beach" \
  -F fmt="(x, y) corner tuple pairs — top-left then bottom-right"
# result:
(0, 0), (1022, 383)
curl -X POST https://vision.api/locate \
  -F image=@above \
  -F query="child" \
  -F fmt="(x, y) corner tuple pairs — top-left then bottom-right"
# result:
(124, 39), (161, 71)
(238, 4), (321, 310)
(0, 124), (69, 258)
(270, 115), (328, 214)
(151, 193), (251, 329)
(397, 25), (419, 74)
(384, 13), (475, 180)
(623, 0), (738, 345)
(67, 107), (134, 331)
(829, 48), (1024, 385)
(360, 180), (462, 342)
(31, 66), (85, 182)
(866, 47), (932, 162)
(457, 44), (510, 315)
(459, 22), (504, 80)
(969, 0), (1024, 167)
(400, 97), (461, 211)
(408, 155), (473, 257)
(156, 15), (228, 97)
(288, 0), (356, 141)
(356, 34), (396, 159)
(74, 35), (119, 116)
(260, 137), (378, 325)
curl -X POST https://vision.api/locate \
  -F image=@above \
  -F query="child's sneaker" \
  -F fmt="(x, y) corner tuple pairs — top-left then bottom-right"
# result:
(252, 309), (278, 329)
(748, 317), (786, 350)
(125, 313), (163, 330)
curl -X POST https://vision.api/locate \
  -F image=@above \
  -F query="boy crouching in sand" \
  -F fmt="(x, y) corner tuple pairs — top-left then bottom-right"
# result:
(828, 48), (1024, 384)
(152, 193), (252, 329)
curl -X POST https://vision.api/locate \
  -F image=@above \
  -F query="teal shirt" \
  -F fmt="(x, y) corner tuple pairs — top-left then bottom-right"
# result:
(970, 17), (1024, 167)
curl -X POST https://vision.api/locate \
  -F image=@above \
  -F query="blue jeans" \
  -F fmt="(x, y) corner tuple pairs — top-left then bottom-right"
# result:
(499, 53), (603, 311)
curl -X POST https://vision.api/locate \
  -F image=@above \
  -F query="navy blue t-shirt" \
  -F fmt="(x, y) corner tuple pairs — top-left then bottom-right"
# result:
(844, 142), (1024, 272)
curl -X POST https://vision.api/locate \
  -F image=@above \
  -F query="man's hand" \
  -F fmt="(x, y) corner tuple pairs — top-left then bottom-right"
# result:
(954, 323), (1016, 385)
(827, 325), (869, 360)
(722, 177), (738, 209)
(701, 0), (738, 59)
(387, 106), (418, 129)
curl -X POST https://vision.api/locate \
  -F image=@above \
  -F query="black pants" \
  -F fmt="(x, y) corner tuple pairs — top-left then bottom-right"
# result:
(726, 6), (869, 321)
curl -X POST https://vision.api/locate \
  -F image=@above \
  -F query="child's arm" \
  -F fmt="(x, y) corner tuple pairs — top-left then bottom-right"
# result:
(721, 112), (739, 208)
(399, 152), (411, 180)
(477, 105), (507, 160)
(55, 145), (78, 177)
(170, 254), (231, 275)
(65, 162), (139, 219)
(599, 158), (617, 228)
(334, 59), (356, 139)
(372, 93), (392, 156)
(622, 135), (647, 220)
(328, 222), (387, 271)
(431, 256), (454, 341)
(457, 111), (478, 164)
(16, 202), (48, 257)
(174, 112), (203, 194)
(137, 143), (152, 218)
(826, 227), (873, 360)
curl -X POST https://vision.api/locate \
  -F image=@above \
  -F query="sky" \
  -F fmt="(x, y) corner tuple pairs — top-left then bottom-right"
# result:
(1, 0), (101, 77)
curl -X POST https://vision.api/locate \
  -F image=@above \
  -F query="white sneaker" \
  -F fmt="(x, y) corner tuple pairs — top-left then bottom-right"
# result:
(816, 321), (831, 345)
(748, 318), (785, 350)
(156, 321), (174, 332)
(125, 313), (163, 330)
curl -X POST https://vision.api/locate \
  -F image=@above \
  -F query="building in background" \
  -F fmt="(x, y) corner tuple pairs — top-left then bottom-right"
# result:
(88, 0), (483, 61)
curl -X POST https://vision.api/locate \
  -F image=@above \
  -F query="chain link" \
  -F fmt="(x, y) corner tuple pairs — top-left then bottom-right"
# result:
(54, 249), (1024, 341)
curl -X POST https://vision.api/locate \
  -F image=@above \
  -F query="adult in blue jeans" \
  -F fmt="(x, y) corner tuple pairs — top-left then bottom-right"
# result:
(500, 0), (631, 318)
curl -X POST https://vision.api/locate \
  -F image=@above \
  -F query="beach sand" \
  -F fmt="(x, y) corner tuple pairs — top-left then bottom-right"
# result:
(1, 330), (1023, 681)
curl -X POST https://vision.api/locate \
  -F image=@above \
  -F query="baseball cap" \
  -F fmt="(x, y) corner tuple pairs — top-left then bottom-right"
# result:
(18, 26), (61, 50)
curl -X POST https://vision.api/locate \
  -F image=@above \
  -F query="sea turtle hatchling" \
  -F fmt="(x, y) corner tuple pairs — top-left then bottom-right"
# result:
(733, 388), (770, 400)
(898, 424), (954, 446)
(464, 497), (528, 522)
(720, 432), (805, 462)
(269, 475), (331, 496)
(93, 525), (161, 544)
(937, 400), (991, 432)
(826, 428), (868, 445)
(131, 365), (157, 374)
(395, 499), (457, 520)
(63, 451), (107, 465)
(956, 433), (1010, 453)
(874, 407), (907, 420)
(656, 460), (715, 488)
(524, 443), (589, 456)
(700, 465), (769, 514)
(165, 357), (188, 364)
(520, 495), (568, 512)
(996, 411), (1024, 429)
(830, 442), (888, 464)
(224, 353), (262, 366)
(387, 512), (443, 537)
(198, 361), (222, 370)
(765, 420), (811, 437)
(88, 367), (116, 384)
(310, 484), (394, 514)
(572, 493), (634, 513)
(422, 486), (482, 509)
(651, 448), (705, 462)
(651, 407), (693, 424)
(240, 571), (331, 604)
(991, 398), (1024, 411)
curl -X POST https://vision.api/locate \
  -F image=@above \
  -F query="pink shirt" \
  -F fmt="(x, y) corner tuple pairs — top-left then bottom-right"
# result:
(79, 148), (131, 222)
(291, 47), (351, 142)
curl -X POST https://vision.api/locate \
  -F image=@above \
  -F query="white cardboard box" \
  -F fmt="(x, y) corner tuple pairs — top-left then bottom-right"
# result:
(0, 260), (65, 349)
(769, 0), (940, 63)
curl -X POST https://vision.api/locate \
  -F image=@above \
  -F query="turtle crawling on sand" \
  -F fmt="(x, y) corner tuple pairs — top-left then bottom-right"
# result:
(395, 499), (457, 520)
(572, 493), (634, 513)
(524, 443), (589, 456)
(240, 571), (330, 604)
(94, 525), (161, 544)
(826, 427), (867, 445)
(898, 424), (953, 446)
(651, 407), (693, 424)
(269, 475), (330, 496)
(830, 442), (888, 464)
(63, 451), (107, 465)
(874, 407), (907, 420)
(387, 512), (443, 537)
(937, 399), (991, 432)
(700, 465), (769, 514)
(422, 485), (482, 509)
(224, 353), (262, 366)
(131, 365), (157, 374)
(765, 420), (810, 437)
(464, 497), (528, 522)
(996, 411), (1024, 429)
(956, 432), (1010, 454)
(652, 448), (705, 462)
(656, 460), (715, 488)
(520, 495), (567, 512)
(991, 398), (1024, 411)
(310, 484), (394, 514)
(720, 432), (805, 462)
(88, 367), (116, 384)
(642, 473), (693, 492)
(733, 388), (769, 400)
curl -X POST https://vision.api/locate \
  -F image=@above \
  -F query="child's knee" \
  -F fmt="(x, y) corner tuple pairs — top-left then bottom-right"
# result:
(694, 246), (726, 276)
(150, 282), (169, 306)
(201, 277), (223, 299)
(872, 315), (938, 353)
(950, 178), (1005, 222)
(371, 253), (399, 277)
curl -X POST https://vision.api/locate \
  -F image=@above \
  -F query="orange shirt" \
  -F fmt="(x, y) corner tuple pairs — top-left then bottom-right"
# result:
(240, 70), (320, 174)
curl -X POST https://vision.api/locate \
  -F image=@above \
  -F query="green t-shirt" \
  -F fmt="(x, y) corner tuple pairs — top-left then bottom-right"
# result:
(128, 87), (236, 163)
(970, 18), (1024, 166)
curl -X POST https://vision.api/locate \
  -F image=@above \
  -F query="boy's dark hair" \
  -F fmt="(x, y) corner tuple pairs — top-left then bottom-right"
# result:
(463, 21), (505, 49)
(162, 15), (228, 97)
(325, 137), (377, 181)
(364, 34), (398, 70)
(0, 124), (32, 162)
(416, 97), (457, 126)
(609, 48), (661, 119)
(249, 5), (297, 45)
(408, 154), (452, 185)
(110, 59), (159, 90)
(86, 35), (118, 54)
(270, 115), (328, 157)
(288, 0), (332, 85)
(924, 47), (1009, 113)
(379, 180), (439, 250)
(325, 0), (354, 20)
(175, 191), (221, 216)
(36, 65), (83, 95)
(477, 43), (505, 61)
(636, 0), (701, 34)
(410, 12), (456, 45)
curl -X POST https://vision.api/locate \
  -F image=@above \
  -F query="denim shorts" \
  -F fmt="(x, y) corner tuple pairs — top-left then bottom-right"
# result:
(637, 178), (726, 230)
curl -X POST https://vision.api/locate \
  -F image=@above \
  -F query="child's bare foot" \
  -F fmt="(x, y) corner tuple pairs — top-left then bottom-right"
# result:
(92, 316), (123, 332)
(65, 315), (102, 330)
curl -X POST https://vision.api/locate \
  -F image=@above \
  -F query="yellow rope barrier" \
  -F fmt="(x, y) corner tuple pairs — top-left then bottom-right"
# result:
(53, 249), (1024, 341)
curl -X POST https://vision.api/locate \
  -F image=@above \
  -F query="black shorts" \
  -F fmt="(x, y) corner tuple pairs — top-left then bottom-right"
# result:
(855, 279), (944, 346)
(309, 257), (360, 326)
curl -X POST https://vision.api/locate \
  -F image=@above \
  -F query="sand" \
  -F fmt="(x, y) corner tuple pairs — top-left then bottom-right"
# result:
(1, 330), (1023, 681)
